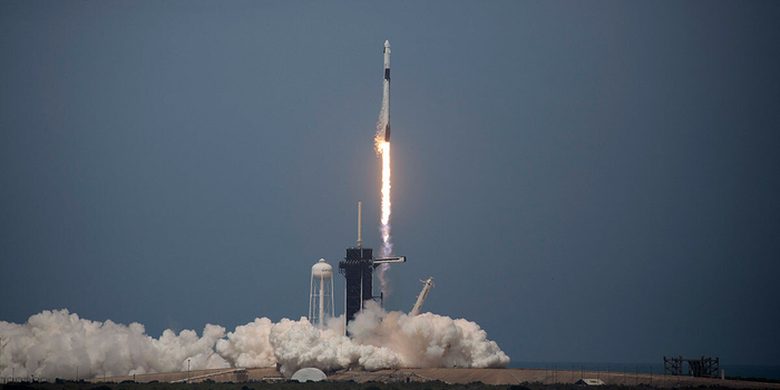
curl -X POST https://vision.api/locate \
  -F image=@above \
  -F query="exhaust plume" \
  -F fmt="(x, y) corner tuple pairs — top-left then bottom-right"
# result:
(375, 40), (393, 296)
(0, 306), (509, 379)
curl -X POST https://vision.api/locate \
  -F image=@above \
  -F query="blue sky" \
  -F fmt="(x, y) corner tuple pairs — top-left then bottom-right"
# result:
(1, 1), (779, 365)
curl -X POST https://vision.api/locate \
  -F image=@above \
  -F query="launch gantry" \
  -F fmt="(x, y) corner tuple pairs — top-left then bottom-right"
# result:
(339, 202), (405, 335)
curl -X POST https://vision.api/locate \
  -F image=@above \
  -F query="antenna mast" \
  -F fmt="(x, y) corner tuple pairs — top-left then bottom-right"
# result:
(357, 201), (362, 248)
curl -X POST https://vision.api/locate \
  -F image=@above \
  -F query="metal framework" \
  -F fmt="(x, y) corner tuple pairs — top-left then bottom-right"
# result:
(664, 356), (719, 378)
(409, 277), (434, 316)
(339, 202), (407, 336)
(339, 246), (375, 330)
(338, 246), (407, 336)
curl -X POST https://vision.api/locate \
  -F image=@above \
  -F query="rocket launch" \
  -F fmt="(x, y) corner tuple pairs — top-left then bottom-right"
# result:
(376, 40), (392, 147)
(0, 40), (513, 381)
(382, 40), (391, 142)
(376, 40), (393, 294)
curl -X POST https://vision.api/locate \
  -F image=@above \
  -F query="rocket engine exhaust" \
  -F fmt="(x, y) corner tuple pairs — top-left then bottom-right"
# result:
(375, 40), (393, 296)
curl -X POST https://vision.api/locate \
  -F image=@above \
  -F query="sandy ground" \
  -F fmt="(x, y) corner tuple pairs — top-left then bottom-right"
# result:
(83, 366), (780, 389)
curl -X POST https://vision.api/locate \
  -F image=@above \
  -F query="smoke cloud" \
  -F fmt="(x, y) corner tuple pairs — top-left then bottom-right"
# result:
(0, 310), (228, 379)
(0, 304), (509, 380)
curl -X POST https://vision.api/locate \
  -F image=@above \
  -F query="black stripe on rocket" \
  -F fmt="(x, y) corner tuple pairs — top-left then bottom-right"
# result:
(383, 42), (391, 142)
(383, 64), (390, 141)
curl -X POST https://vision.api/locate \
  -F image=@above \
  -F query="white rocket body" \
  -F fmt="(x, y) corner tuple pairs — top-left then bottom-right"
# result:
(381, 40), (391, 142)
(383, 40), (391, 75)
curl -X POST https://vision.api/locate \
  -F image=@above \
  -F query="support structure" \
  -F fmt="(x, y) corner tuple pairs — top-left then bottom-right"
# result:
(664, 356), (719, 378)
(339, 202), (406, 335)
(340, 246), (375, 329)
(409, 277), (434, 316)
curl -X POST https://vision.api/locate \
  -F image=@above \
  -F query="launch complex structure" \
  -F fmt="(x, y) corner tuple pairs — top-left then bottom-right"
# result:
(333, 41), (443, 336)
(337, 41), (407, 334)
(339, 202), (405, 333)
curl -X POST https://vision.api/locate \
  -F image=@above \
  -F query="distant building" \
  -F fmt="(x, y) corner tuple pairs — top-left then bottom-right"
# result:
(575, 378), (605, 386)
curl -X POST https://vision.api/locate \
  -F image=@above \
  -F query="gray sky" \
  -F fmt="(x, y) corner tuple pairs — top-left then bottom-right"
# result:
(1, 0), (779, 365)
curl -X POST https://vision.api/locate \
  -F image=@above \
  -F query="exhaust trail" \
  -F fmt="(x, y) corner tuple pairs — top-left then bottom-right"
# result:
(375, 40), (392, 296)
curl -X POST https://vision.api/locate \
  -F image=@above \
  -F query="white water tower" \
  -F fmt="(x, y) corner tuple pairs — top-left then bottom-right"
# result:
(309, 258), (334, 328)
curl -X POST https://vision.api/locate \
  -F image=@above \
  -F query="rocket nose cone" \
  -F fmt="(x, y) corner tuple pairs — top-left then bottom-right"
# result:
(384, 40), (390, 48)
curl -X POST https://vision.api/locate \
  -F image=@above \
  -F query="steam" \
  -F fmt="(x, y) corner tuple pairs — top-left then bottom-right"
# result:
(0, 305), (509, 380)
(0, 310), (228, 379)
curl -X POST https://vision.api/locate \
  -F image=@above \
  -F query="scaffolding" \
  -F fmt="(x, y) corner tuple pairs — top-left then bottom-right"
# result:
(664, 356), (719, 378)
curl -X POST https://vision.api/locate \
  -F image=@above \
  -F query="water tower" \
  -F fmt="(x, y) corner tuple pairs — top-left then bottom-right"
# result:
(309, 258), (334, 328)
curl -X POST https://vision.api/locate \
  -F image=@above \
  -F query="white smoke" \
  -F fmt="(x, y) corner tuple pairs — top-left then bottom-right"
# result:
(0, 305), (509, 380)
(215, 318), (275, 368)
(0, 309), (229, 380)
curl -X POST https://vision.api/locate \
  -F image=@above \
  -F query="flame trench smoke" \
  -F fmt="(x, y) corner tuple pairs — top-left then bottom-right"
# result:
(0, 307), (509, 379)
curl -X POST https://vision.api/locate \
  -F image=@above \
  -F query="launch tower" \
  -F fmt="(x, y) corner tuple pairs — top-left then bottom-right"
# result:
(339, 246), (375, 325)
(339, 202), (406, 335)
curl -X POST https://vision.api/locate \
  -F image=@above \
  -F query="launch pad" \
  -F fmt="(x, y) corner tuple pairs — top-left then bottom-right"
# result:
(339, 247), (375, 325)
(89, 366), (766, 388)
(339, 202), (405, 334)
(338, 247), (406, 332)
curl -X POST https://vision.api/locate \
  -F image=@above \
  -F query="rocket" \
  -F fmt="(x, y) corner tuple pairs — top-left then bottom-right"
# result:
(382, 40), (391, 142)
(383, 40), (391, 81)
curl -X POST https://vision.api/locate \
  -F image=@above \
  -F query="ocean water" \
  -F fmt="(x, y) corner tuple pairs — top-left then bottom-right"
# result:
(510, 362), (780, 381)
